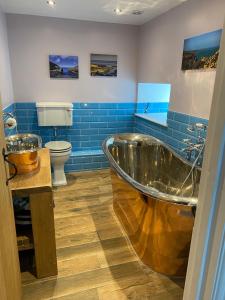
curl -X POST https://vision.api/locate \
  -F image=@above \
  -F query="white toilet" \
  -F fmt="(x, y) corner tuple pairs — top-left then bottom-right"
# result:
(36, 102), (73, 186)
(45, 141), (72, 186)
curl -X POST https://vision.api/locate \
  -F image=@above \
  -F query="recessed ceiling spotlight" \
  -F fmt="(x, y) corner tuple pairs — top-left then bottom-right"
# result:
(132, 10), (144, 15)
(114, 8), (123, 15)
(47, 0), (56, 7)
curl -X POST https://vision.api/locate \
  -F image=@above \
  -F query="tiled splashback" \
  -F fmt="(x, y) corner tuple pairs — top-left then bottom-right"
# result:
(3, 102), (208, 171)
(135, 111), (208, 157)
(15, 102), (135, 151)
(65, 150), (109, 173)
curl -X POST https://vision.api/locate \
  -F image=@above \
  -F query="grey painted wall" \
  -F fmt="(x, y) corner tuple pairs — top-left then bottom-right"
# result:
(3, 0), (225, 116)
(6, 14), (138, 103)
(0, 7), (13, 108)
(138, 0), (225, 119)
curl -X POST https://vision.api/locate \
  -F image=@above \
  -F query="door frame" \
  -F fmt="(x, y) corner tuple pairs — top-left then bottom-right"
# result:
(0, 98), (21, 300)
(183, 18), (225, 300)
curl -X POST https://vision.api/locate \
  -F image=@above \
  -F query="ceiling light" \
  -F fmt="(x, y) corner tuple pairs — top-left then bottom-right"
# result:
(132, 10), (144, 15)
(114, 8), (123, 15)
(47, 0), (56, 7)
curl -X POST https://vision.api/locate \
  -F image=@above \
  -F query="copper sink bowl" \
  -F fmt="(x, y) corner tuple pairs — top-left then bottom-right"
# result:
(5, 134), (42, 175)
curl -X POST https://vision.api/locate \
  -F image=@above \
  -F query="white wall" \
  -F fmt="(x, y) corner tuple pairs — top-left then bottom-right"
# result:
(0, 7), (14, 108)
(138, 0), (225, 119)
(6, 14), (138, 103)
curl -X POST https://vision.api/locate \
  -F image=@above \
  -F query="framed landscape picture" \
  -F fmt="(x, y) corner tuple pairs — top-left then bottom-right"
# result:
(49, 55), (79, 78)
(182, 29), (222, 70)
(90, 54), (117, 77)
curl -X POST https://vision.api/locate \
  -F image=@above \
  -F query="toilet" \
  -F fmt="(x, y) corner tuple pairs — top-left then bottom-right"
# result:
(36, 102), (73, 186)
(45, 141), (72, 186)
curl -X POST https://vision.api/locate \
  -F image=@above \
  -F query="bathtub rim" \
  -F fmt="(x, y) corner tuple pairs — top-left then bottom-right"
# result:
(102, 133), (201, 206)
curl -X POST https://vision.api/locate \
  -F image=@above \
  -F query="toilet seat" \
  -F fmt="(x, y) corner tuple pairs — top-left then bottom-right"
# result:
(45, 141), (72, 153)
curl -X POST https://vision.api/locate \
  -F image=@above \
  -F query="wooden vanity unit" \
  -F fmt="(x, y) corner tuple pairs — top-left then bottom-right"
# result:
(10, 148), (58, 279)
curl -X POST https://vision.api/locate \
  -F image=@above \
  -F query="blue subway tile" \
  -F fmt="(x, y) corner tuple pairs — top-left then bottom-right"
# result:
(167, 111), (174, 120)
(92, 156), (107, 163)
(89, 109), (109, 116)
(167, 119), (181, 131)
(71, 135), (89, 142)
(74, 109), (90, 116)
(73, 103), (81, 109)
(117, 103), (136, 109)
(73, 116), (81, 122)
(80, 141), (99, 148)
(97, 116), (117, 122)
(172, 130), (190, 142)
(116, 116), (134, 121)
(91, 122), (107, 128)
(73, 156), (93, 164)
(98, 103), (116, 109)
(100, 128), (118, 134)
(81, 129), (99, 135)
(79, 103), (99, 109)
(16, 102), (35, 109)
(79, 116), (98, 122)
(60, 129), (80, 135)
(174, 112), (190, 124)
(16, 110), (28, 117)
(75, 123), (90, 129)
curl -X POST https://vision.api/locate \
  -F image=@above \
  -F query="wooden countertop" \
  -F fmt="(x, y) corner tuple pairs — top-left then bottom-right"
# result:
(10, 148), (52, 193)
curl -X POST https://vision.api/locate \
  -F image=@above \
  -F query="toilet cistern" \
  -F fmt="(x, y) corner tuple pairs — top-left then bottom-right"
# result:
(36, 102), (73, 186)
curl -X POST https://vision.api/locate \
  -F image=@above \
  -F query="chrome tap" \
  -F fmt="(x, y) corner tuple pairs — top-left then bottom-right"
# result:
(3, 112), (17, 130)
(144, 103), (151, 113)
(3, 111), (14, 120)
(182, 123), (208, 166)
(182, 139), (195, 161)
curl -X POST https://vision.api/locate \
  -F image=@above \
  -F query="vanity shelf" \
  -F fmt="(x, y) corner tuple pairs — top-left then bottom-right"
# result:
(17, 230), (34, 252)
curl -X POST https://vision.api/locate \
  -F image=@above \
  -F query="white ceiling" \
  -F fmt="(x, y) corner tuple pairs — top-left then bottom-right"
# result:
(0, 0), (188, 25)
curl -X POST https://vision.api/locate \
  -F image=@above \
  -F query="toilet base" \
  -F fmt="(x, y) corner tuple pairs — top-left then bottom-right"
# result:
(53, 178), (67, 187)
(52, 164), (68, 187)
(45, 142), (71, 187)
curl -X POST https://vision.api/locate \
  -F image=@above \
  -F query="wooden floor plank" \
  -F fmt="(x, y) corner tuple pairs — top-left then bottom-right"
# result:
(51, 288), (99, 300)
(22, 262), (150, 299)
(22, 169), (184, 299)
(56, 231), (99, 249)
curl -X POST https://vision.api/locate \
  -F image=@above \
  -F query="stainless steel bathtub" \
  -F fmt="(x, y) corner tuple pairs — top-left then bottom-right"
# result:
(103, 133), (201, 276)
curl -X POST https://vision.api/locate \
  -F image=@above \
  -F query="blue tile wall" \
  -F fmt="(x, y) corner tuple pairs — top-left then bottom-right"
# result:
(15, 102), (135, 151)
(13, 102), (135, 172)
(3, 102), (208, 171)
(65, 150), (109, 173)
(136, 102), (169, 113)
(135, 111), (208, 158)
(3, 103), (17, 136)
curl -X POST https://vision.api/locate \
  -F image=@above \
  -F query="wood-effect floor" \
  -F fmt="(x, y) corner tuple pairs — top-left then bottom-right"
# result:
(22, 169), (185, 300)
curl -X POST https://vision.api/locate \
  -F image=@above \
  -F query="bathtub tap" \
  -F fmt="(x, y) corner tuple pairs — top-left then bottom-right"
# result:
(144, 103), (151, 113)
(182, 122), (208, 166)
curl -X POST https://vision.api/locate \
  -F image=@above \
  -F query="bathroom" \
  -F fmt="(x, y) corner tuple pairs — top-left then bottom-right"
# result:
(0, 0), (225, 299)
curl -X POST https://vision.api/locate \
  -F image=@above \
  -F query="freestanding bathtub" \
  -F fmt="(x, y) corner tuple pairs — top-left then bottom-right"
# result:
(103, 133), (201, 277)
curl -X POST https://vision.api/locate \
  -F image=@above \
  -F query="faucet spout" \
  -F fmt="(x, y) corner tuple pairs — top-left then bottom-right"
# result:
(144, 103), (150, 113)
(3, 112), (17, 130)
(182, 122), (207, 167)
